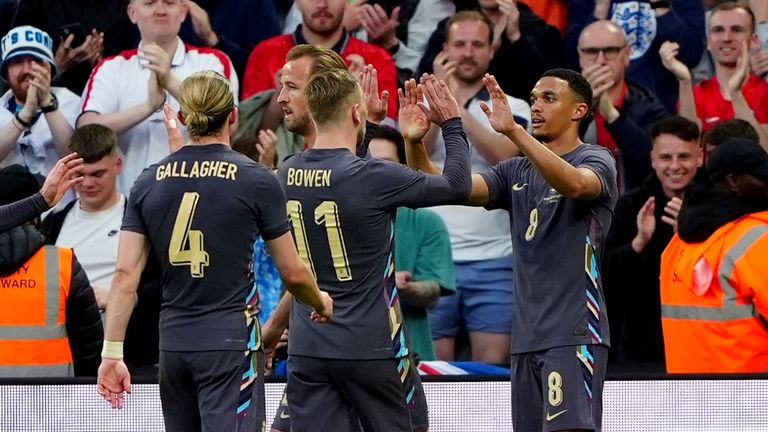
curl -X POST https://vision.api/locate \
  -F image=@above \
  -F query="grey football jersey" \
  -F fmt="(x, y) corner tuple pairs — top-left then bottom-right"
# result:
(480, 143), (618, 353)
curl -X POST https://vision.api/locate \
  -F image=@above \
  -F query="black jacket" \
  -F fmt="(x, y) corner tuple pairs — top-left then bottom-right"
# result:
(418, 2), (563, 101)
(0, 224), (103, 376)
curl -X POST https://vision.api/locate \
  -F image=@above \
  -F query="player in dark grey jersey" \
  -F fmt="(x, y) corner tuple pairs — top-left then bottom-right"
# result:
(262, 45), (431, 432)
(96, 70), (333, 432)
(276, 68), (470, 432)
(406, 69), (618, 432)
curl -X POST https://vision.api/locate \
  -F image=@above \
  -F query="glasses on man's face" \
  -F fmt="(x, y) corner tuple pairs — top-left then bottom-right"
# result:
(579, 45), (626, 61)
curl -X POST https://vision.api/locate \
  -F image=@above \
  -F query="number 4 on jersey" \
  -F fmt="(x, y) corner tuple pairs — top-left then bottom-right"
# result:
(169, 192), (210, 278)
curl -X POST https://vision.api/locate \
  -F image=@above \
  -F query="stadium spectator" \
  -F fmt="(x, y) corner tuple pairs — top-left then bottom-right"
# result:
(419, 0), (563, 102)
(242, 0), (398, 117)
(566, 0), (706, 112)
(701, 118), (760, 156)
(660, 2), (768, 148)
(78, 0), (238, 195)
(661, 137), (768, 373)
(603, 115), (703, 371)
(1, 25), (78, 176)
(0, 164), (103, 377)
(577, 20), (668, 191)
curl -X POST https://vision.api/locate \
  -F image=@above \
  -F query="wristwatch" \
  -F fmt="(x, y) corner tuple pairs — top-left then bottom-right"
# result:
(40, 93), (59, 113)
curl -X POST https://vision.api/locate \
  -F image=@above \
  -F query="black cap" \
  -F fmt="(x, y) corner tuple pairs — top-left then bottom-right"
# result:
(0, 164), (41, 206)
(707, 138), (768, 183)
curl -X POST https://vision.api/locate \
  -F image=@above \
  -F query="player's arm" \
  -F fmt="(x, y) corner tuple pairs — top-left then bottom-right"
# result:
(266, 232), (333, 321)
(480, 74), (602, 200)
(262, 292), (292, 351)
(97, 230), (149, 409)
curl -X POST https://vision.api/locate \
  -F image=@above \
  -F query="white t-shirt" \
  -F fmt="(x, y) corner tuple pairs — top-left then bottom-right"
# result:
(80, 37), (239, 194)
(55, 195), (125, 291)
(0, 87), (80, 175)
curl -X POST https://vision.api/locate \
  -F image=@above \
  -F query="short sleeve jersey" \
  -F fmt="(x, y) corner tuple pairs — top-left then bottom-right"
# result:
(122, 144), (290, 351)
(279, 146), (466, 360)
(480, 144), (618, 353)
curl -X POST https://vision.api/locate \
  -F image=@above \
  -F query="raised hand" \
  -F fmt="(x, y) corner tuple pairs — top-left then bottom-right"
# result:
(479, 74), (522, 135)
(346, 54), (366, 79)
(728, 42), (751, 96)
(147, 70), (166, 112)
(361, 64), (389, 123)
(497, 0), (522, 43)
(163, 103), (184, 153)
(188, 1), (219, 46)
(256, 129), (278, 169)
(140, 43), (173, 89)
(97, 358), (132, 409)
(360, 4), (400, 50)
(631, 196), (656, 253)
(659, 41), (692, 82)
(398, 78), (430, 142)
(661, 196), (682, 232)
(55, 31), (103, 72)
(343, 0), (369, 33)
(418, 74), (460, 125)
(40, 152), (84, 207)
(27, 62), (53, 109)
(750, 48), (768, 78)
(582, 63), (616, 119)
(432, 51), (456, 83)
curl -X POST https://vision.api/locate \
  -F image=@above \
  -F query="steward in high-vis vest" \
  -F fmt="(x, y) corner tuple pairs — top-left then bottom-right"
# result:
(660, 138), (768, 373)
(0, 165), (102, 377)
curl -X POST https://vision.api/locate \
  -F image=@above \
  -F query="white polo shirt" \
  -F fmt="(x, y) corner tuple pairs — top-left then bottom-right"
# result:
(81, 37), (239, 194)
(0, 87), (80, 175)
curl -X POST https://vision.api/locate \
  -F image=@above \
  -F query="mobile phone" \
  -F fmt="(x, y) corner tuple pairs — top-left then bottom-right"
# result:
(60, 23), (87, 47)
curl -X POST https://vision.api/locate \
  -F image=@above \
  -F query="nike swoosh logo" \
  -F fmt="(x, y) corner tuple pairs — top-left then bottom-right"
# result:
(546, 409), (567, 421)
(512, 183), (527, 191)
(280, 410), (290, 419)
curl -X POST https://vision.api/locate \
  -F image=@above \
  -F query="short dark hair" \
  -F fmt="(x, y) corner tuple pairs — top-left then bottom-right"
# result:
(541, 68), (593, 113)
(701, 119), (759, 148)
(710, 2), (755, 33)
(0, 164), (40, 206)
(651, 115), (700, 143)
(68, 124), (119, 163)
(445, 10), (495, 45)
(372, 125), (406, 164)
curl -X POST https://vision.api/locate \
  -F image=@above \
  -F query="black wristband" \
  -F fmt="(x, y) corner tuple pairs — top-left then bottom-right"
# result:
(387, 42), (400, 55)
(14, 112), (32, 129)
(651, 0), (670, 9)
(40, 93), (59, 113)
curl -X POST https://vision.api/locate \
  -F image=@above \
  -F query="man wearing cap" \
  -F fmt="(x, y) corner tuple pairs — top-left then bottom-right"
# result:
(660, 137), (768, 373)
(0, 164), (103, 377)
(0, 26), (79, 176)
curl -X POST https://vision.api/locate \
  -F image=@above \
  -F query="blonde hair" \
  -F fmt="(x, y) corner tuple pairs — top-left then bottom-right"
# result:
(305, 68), (361, 128)
(179, 70), (234, 137)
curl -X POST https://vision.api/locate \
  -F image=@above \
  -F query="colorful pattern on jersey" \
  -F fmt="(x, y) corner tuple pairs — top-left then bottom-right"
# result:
(576, 344), (595, 405)
(398, 356), (417, 406)
(584, 235), (603, 345)
(237, 271), (261, 417)
(383, 222), (408, 358)
(253, 236), (284, 326)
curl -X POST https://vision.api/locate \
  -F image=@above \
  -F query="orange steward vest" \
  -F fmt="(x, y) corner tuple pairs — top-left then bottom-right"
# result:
(660, 211), (768, 373)
(0, 245), (75, 377)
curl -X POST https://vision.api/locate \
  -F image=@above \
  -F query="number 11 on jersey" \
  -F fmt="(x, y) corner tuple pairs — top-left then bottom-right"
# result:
(169, 192), (210, 278)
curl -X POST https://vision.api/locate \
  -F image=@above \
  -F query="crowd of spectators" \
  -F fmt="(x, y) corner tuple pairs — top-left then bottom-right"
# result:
(2, 0), (768, 384)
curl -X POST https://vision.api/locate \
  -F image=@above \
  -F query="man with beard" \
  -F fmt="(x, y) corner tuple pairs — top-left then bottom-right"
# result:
(277, 69), (470, 431)
(1, 26), (79, 176)
(241, 0), (398, 117)
(661, 137), (768, 373)
(426, 10), (529, 365)
(405, 68), (618, 431)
